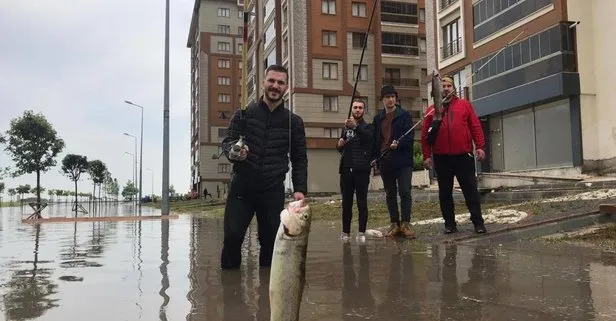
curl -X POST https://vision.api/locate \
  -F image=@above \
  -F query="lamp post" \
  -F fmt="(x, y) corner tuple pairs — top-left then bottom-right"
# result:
(125, 152), (135, 202)
(162, 0), (170, 216)
(124, 100), (144, 212)
(124, 133), (138, 206)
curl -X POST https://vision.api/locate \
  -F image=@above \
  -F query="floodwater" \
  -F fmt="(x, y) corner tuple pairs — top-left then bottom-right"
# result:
(1, 203), (616, 320)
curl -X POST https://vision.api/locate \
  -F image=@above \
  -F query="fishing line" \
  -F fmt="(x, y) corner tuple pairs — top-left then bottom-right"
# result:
(342, 0), (379, 141)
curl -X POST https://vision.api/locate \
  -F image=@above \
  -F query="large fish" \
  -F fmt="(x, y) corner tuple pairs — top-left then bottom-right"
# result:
(269, 199), (312, 321)
(427, 70), (444, 145)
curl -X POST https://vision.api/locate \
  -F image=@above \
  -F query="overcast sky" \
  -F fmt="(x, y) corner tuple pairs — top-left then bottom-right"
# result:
(0, 0), (196, 198)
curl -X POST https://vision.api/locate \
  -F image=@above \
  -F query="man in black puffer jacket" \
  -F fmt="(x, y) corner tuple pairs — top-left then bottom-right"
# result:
(336, 98), (374, 243)
(220, 64), (308, 270)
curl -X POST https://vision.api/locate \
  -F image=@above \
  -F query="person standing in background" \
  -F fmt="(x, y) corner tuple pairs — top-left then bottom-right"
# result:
(421, 75), (487, 234)
(337, 98), (374, 243)
(371, 85), (416, 239)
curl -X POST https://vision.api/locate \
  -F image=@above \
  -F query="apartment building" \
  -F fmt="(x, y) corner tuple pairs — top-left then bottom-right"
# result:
(242, 0), (428, 193)
(426, 0), (616, 178)
(187, 0), (245, 197)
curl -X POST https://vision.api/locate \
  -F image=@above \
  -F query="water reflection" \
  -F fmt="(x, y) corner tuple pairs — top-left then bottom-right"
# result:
(2, 224), (59, 320)
(0, 204), (615, 320)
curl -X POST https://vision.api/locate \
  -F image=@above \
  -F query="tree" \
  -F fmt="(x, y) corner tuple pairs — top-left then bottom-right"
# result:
(16, 184), (31, 202)
(8, 188), (16, 204)
(0, 182), (5, 204)
(87, 160), (107, 203)
(122, 180), (138, 201)
(61, 154), (89, 210)
(1, 110), (65, 209)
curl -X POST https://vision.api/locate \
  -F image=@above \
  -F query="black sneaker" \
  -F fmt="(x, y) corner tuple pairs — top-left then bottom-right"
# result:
(444, 226), (458, 234)
(474, 225), (487, 234)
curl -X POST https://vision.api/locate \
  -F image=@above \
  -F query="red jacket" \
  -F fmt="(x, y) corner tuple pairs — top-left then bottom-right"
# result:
(421, 97), (485, 160)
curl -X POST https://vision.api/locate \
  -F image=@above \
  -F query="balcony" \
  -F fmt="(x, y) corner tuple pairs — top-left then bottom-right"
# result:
(439, 0), (458, 11)
(381, 1), (419, 24)
(382, 45), (419, 56)
(381, 13), (418, 25)
(441, 38), (462, 60)
(382, 78), (419, 88)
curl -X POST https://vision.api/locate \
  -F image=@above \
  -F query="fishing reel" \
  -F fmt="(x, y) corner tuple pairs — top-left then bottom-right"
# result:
(232, 135), (246, 153)
(345, 128), (355, 142)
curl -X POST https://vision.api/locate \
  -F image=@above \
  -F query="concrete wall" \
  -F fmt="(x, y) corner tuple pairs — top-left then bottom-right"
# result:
(568, 0), (616, 174)
(305, 149), (340, 193)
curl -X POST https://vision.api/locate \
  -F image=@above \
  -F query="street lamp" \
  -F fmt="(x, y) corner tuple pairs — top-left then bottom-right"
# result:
(124, 133), (138, 206)
(124, 100), (144, 212)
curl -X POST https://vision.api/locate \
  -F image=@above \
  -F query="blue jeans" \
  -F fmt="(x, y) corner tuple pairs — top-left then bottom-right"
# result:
(380, 166), (413, 223)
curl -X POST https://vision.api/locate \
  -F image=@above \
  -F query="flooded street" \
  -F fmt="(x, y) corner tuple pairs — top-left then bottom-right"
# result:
(1, 204), (616, 320)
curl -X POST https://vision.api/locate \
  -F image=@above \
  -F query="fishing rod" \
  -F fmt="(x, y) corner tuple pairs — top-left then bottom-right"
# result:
(231, 3), (252, 154)
(342, 0), (379, 141)
(374, 27), (527, 163)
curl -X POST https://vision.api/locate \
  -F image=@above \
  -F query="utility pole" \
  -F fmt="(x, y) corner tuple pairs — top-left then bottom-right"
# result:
(162, 0), (170, 215)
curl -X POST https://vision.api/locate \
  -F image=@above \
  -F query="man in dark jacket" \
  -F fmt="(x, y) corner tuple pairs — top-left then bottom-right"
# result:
(220, 64), (308, 270)
(336, 98), (374, 243)
(371, 85), (416, 239)
(421, 75), (487, 234)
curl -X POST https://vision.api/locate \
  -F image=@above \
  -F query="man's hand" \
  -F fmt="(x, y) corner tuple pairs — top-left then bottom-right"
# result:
(228, 143), (249, 161)
(423, 158), (433, 169)
(475, 149), (485, 161)
(390, 140), (398, 150)
(293, 192), (305, 201)
(344, 118), (356, 129)
(337, 138), (345, 148)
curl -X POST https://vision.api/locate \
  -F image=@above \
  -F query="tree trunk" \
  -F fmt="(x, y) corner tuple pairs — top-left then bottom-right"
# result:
(74, 180), (78, 217)
(36, 170), (42, 218)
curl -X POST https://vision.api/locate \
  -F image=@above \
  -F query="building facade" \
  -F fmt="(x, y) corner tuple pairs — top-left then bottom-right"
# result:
(426, 0), (616, 178)
(187, 0), (245, 197)
(187, 0), (429, 195)
(243, 0), (429, 193)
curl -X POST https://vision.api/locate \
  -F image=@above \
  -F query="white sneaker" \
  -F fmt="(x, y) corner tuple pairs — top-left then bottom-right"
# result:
(356, 232), (366, 243)
(340, 232), (350, 242)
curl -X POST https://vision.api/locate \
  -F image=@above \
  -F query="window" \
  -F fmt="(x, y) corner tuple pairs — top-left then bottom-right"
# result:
(322, 62), (338, 79)
(238, 10), (243, 19)
(218, 128), (228, 137)
(442, 19), (461, 59)
(217, 41), (231, 52)
(352, 2), (367, 17)
(218, 94), (231, 103)
(217, 76), (231, 86)
(323, 96), (338, 112)
(352, 64), (368, 81)
(322, 30), (337, 46)
(324, 128), (339, 138)
(384, 68), (401, 84)
(237, 43), (243, 53)
(217, 25), (230, 34)
(218, 8), (230, 17)
(322, 0), (336, 14)
(419, 38), (426, 53)
(419, 8), (425, 22)
(352, 32), (366, 48)
(382, 32), (419, 55)
(218, 59), (231, 68)
(218, 163), (231, 173)
(381, 1), (418, 24)
(238, 26), (243, 35)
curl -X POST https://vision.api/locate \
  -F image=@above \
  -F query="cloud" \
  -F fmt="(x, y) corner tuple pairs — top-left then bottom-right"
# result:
(0, 0), (195, 197)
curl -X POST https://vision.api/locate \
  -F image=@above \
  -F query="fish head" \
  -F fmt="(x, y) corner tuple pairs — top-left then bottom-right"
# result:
(280, 199), (312, 237)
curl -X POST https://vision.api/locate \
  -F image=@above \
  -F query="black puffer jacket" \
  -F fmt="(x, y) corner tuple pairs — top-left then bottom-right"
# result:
(222, 98), (308, 195)
(337, 118), (374, 173)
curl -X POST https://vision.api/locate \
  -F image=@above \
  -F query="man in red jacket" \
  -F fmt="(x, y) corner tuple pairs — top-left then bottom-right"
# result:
(421, 75), (487, 234)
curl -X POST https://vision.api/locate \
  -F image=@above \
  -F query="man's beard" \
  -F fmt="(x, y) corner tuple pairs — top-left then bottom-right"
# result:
(353, 113), (363, 120)
(265, 88), (282, 102)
